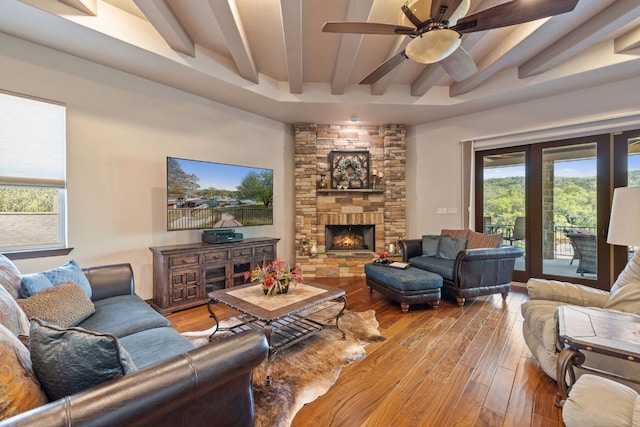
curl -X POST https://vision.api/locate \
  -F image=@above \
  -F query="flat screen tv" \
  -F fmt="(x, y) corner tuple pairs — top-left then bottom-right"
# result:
(167, 157), (273, 231)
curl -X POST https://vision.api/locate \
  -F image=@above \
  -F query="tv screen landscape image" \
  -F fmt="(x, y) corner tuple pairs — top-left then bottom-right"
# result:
(167, 157), (273, 231)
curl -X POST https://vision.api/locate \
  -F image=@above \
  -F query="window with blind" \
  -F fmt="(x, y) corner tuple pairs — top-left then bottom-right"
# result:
(0, 91), (67, 254)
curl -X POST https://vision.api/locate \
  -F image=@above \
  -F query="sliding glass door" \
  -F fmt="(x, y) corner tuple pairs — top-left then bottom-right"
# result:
(476, 134), (611, 288)
(613, 131), (640, 276)
(540, 143), (598, 279)
(479, 151), (527, 274)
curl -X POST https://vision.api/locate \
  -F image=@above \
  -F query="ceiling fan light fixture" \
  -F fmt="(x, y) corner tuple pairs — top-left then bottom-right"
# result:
(405, 29), (461, 64)
(401, 0), (431, 25)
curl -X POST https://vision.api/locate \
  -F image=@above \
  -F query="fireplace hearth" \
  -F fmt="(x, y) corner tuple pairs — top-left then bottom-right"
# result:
(325, 225), (374, 252)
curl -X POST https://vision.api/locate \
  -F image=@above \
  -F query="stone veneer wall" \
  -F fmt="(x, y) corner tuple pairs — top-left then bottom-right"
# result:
(294, 123), (406, 277)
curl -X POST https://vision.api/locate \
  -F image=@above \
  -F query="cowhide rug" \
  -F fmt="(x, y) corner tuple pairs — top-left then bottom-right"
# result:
(182, 306), (385, 427)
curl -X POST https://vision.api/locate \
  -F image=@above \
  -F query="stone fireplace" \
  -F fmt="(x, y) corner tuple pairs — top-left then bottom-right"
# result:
(294, 123), (406, 277)
(325, 225), (375, 252)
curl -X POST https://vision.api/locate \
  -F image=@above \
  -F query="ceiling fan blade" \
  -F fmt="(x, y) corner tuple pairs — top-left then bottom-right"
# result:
(448, 0), (470, 26)
(322, 22), (416, 36)
(360, 52), (408, 85)
(452, 0), (579, 34)
(439, 47), (477, 82)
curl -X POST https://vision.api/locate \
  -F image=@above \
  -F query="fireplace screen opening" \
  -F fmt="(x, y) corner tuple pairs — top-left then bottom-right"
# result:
(325, 225), (375, 252)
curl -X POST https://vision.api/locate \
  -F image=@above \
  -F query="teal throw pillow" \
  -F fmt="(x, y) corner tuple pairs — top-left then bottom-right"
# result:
(43, 260), (92, 298)
(29, 319), (136, 401)
(437, 236), (467, 259)
(20, 273), (54, 298)
(421, 235), (440, 256)
(20, 260), (92, 299)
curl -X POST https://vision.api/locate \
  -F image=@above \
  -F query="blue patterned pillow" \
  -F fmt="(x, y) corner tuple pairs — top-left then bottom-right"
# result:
(20, 260), (92, 299)
(20, 273), (53, 298)
(29, 319), (136, 401)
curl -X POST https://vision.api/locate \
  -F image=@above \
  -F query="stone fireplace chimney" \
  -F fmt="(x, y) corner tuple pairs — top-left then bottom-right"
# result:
(294, 124), (406, 277)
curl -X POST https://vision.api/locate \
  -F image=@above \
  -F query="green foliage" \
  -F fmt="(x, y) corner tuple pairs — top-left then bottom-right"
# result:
(483, 176), (525, 227)
(484, 175), (598, 228)
(0, 186), (56, 212)
(237, 170), (273, 207)
(167, 157), (200, 199)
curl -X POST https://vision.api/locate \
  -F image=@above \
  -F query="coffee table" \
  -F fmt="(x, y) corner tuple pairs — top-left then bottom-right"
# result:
(555, 305), (640, 407)
(207, 281), (347, 385)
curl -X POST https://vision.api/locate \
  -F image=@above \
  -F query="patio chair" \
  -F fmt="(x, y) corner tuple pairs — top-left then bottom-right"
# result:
(563, 228), (580, 266)
(505, 216), (525, 246)
(566, 232), (597, 275)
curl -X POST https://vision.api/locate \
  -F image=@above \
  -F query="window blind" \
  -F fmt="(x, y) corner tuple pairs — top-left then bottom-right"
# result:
(0, 91), (66, 187)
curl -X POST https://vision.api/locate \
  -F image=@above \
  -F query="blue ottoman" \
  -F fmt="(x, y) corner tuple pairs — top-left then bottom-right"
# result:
(364, 263), (443, 312)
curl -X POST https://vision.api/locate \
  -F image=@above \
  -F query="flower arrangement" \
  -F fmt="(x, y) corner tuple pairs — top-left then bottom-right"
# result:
(244, 258), (303, 296)
(373, 252), (391, 264)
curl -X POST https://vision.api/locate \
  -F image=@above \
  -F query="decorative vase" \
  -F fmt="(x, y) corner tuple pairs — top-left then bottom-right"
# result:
(318, 174), (328, 190)
(310, 244), (318, 256)
(263, 280), (290, 295)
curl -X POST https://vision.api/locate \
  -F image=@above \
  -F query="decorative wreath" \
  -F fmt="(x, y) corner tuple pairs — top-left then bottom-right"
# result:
(336, 157), (362, 184)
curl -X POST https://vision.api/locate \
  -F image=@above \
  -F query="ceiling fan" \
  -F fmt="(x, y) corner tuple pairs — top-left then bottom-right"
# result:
(322, 0), (580, 84)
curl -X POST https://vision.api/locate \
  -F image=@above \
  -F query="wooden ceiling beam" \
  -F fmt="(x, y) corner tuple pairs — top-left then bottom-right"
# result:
(615, 25), (640, 53)
(57, 0), (96, 16)
(331, 0), (374, 95)
(280, 0), (303, 94)
(519, 0), (640, 78)
(132, 0), (194, 57)
(208, 0), (259, 84)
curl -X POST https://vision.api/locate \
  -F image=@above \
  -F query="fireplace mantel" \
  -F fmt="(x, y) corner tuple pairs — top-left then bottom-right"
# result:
(317, 189), (384, 194)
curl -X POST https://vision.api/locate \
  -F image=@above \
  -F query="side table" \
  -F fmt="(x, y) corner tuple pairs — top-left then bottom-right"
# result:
(555, 305), (640, 407)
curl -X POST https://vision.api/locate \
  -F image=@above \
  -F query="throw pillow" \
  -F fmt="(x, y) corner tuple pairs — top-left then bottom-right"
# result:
(19, 273), (53, 299)
(0, 284), (30, 338)
(604, 253), (640, 313)
(29, 319), (136, 401)
(466, 230), (503, 249)
(0, 255), (22, 299)
(441, 229), (469, 239)
(437, 236), (467, 259)
(18, 283), (95, 328)
(0, 323), (48, 419)
(20, 260), (92, 299)
(421, 235), (440, 256)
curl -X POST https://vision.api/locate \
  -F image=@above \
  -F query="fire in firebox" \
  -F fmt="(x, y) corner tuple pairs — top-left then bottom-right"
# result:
(325, 224), (375, 252)
(333, 230), (364, 249)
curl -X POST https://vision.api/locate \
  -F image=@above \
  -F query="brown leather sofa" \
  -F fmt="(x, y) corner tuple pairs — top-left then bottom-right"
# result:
(0, 262), (269, 427)
(1, 330), (268, 427)
(400, 239), (523, 305)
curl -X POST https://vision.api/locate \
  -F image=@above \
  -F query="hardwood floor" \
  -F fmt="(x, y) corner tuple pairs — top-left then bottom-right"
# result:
(167, 277), (565, 427)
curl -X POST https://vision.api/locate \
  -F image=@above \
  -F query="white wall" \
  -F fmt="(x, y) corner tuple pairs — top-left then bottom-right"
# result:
(407, 75), (640, 238)
(0, 34), (294, 300)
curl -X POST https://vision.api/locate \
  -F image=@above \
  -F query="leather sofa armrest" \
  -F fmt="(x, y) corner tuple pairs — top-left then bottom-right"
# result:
(0, 330), (269, 427)
(454, 246), (524, 289)
(83, 263), (135, 301)
(456, 246), (524, 262)
(527, 278), (609, 307)
(399, 239), (422, 262)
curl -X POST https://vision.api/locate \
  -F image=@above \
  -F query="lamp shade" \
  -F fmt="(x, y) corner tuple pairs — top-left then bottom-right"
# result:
(405, 29), (461, 64)
(607, 186), (640, 247)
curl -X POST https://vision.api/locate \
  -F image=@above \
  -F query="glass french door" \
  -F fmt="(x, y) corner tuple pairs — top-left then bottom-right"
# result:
(477, 150), (527, 275)
(613, 130), (640, 277)
(476, 135), (612, 289)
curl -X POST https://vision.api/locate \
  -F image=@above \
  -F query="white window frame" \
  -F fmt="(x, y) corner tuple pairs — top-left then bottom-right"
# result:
(0, 90), (68, 256)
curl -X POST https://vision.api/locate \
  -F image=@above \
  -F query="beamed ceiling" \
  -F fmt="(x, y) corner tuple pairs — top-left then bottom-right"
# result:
(1, 0), (640, 125)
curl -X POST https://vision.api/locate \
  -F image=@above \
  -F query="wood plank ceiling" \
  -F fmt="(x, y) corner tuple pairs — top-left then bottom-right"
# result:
(2, 0), (640, 125)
